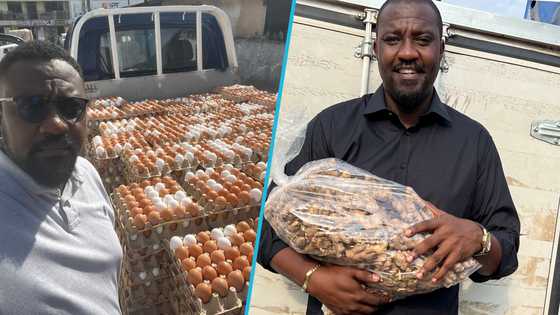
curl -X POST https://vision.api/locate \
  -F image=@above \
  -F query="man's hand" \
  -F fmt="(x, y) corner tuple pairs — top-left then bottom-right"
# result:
(306, 265), (391, 315)
(405, 203), (483, 283)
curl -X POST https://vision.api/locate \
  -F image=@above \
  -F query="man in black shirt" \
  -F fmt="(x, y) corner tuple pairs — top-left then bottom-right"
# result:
(257, 0), (520, 314)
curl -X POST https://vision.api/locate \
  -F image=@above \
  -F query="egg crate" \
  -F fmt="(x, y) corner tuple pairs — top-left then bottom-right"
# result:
(122, 249), (173, 287)
(247, 93), (276, 110)
(240, 163), (266, 184)
(115, 205), (259, 260)
(164, 241), (246, 315)
(121, 276), (199, 315)
(88, 156), (126, 190)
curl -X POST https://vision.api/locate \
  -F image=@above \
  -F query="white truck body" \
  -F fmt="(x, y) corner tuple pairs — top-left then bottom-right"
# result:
(251, 1), (560, 314)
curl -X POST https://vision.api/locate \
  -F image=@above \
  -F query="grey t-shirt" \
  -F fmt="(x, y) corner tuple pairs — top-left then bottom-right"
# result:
(0, 152), (122, 315)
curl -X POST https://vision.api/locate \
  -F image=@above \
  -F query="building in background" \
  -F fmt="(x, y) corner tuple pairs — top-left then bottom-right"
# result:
(0, 0), (85, 42)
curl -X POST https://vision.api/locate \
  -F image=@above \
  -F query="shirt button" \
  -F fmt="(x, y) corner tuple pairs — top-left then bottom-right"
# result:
(400, 163), (407, 169)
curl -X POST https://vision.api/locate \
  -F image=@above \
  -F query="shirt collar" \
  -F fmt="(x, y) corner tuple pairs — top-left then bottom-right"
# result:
(0, 149), (84, 198)
(363, 85), (452, 124)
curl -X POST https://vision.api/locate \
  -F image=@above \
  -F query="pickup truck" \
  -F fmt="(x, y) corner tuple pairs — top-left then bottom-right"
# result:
(251, 1), (560, 315)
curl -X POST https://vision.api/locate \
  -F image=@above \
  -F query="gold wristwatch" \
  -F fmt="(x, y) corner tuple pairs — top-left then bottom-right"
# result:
(473, 224), (492, 257)
(302, 264), (321, 293)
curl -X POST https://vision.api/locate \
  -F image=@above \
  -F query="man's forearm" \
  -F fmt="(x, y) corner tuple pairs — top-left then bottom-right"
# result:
(474, 235), (502, 276)
(270, 247), (319, 287)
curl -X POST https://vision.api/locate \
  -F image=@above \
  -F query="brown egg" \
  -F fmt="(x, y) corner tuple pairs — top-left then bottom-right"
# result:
(238, 191), (250, 206)
(226, 193), (238, 207)
(227, 270), (245, 292)
(144, 205), (156, 215)
(233, 256), (250, 271)
(159, 188), (170, 197)
(188, 244), (203, 258)
(215, 196), (228, 210)
(217, 189), (229, 198)
(127, 200), (140, 210)
(147, 211), (161, 225)
(187, 268), (203, 286)
(140, 180), (151, 188)
(224, 246), (240, 261)
(196, 253), (212, 268)
(241, 184), (252, 192)
(229, 233), (245, 247)
(211, 277), (229, 297)
(207, 190), (219, 201)
(131, 207), (144, 217)
(203, 240), (218, 253)
(138, 198), (152, 208)
(236, 221), (251, 232)
(195, 283), (212, 303)
(228, 185), (241, 195)
(239, 242), (254, 257)
(181, 258), (196, 271)
(133, 214), (147, 229)
(187, 203), (200, 217)
(202, 265), (218, 281)
(173, 206), (187, 218)
(197, 231), (211, 244)
(210, 250), (225, 264)
(161, 208), (174, 221)
(175, 246), (190, 260)
(243, 266), (252, 282)
(217, 261), (233, 276)
(124, 195), (136, 204)
(244, 229), (257, 243)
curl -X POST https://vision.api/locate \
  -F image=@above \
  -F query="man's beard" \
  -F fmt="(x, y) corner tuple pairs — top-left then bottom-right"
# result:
(7, 134), (80, 188)
(387, 79), (434, 114)
(19, 153), (78, 188)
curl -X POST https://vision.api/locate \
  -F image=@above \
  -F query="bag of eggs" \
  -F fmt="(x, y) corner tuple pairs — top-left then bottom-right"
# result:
(265, 158), (481, 300)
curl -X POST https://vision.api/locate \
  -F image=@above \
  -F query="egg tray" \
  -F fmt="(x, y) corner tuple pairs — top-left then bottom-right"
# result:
(122, 158), (203, 184)
(121, 249), (173, 287)
(164, 241), (246, 315)
(120, 276), (200, 315)
(115, 204), (259, 259)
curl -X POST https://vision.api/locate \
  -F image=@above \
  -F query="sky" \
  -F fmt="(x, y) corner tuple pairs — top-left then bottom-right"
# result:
(440, 0), (528, 18)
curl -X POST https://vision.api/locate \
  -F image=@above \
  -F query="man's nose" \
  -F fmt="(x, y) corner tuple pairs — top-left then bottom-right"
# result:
(39, 111), (69, 135)
(397, 38), (419, 61)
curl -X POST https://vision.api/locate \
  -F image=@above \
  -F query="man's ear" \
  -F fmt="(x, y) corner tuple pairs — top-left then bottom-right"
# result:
(440, 39), (445, 55)
(373, 38), (378, 59)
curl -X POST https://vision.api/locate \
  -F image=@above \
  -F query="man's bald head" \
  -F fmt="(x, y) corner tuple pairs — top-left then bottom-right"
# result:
(376, 0), (443, 38)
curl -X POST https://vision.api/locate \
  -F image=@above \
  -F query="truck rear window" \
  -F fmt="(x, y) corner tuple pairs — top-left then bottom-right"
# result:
(75, 11), (228, 81)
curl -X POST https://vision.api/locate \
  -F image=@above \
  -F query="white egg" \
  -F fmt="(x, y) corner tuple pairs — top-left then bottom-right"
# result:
(155, 201), (167, 211)
(221, 170), (231, 178)
(144, 186), (155, 194)
(185, 152), (195, 162)
(147, 190), (159, 200)
(95, 146), (107, 159)
(196, 170), (205, 177)
(225, 175), (237, 183)
(170, 236), (183, 251)
(128, 155), (139, 163)
(205, 168), (215, 176)
(211, 228), (224, 240)
(249, 188), (262, 203)
(185, 172), (196, 182)
(183, 234), (197, 246)
(175, 191), (187, 201)
(175, 154), (184, 165)
(93, 136), (103, 146)
(154, 183), (166, 192)
(155, 158), (165, 170)
(217, 237), (232, 250)
(180, 198), (193, 208)
(223, 225), (237, 237)
(224, 164), (234, 171)
(163, 195), (175, 205)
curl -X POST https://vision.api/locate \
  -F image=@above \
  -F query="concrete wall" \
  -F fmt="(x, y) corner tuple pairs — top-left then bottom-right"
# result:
(161, 0), (266, 38)
(235, 37), (284, 92)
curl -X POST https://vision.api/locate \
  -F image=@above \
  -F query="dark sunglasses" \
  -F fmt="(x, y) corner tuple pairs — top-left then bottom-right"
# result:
(0, 95), (89, 124)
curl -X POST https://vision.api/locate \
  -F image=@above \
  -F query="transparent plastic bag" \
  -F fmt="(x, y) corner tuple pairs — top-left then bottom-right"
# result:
(265, 157), (481, 300)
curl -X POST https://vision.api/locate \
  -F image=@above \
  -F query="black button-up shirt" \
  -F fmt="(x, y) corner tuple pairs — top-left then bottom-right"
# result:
(258, 86), (520, 315)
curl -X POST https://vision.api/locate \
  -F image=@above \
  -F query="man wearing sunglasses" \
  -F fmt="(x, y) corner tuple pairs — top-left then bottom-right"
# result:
(0, 41), (122, 314)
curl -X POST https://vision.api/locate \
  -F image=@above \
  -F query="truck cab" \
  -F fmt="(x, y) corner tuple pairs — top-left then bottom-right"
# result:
(66, 5), (239, 101)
